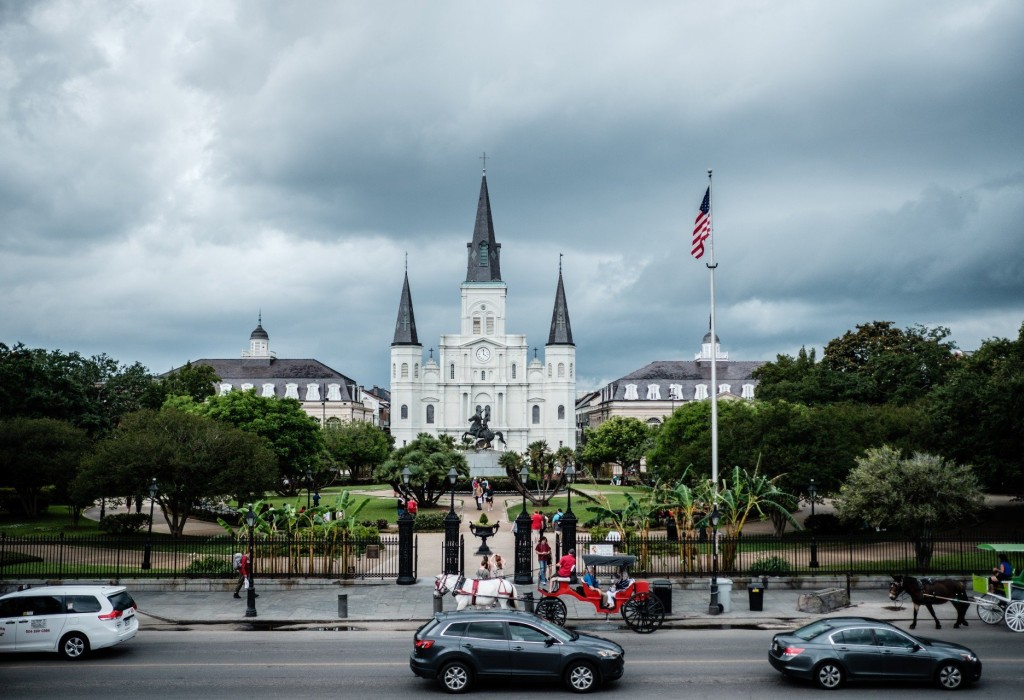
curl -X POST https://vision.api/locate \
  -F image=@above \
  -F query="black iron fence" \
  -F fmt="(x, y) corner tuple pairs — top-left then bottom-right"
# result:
(571, 533), (1014, 578)
(0, 532), (406, 580)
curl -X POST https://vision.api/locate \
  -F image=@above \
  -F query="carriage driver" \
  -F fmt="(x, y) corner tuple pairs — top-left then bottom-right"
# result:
(548, 548), (576, 593)
(991, 553), (1013, 591)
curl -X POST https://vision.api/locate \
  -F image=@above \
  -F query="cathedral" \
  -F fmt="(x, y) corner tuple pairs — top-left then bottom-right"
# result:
(389, 173), (576, 453)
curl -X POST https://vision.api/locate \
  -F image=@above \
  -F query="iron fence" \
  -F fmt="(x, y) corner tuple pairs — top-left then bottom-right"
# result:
(0, 532), (403, 580)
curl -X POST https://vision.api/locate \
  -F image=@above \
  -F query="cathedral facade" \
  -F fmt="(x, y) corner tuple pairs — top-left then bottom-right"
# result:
(389, 174), (576, 453)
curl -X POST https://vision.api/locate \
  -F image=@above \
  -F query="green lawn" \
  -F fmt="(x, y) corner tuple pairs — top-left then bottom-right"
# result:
(0, 506), (102, 537)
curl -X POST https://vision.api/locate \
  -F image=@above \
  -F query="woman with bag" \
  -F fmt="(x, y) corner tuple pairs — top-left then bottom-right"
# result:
(535, 536), (552, 587)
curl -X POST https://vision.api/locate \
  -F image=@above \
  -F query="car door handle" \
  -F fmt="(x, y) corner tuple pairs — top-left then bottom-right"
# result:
(512, 645), (525, 651)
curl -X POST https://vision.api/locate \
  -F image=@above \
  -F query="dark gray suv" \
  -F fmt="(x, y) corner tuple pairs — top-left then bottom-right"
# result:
(410, 609), (625, 693)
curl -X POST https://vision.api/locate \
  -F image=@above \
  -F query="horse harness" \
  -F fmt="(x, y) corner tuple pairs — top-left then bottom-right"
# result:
(438, 574), (512, 606)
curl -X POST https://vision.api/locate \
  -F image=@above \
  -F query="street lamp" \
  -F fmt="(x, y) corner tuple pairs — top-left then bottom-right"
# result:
(141, 478), (157, 570)
(708, 505), (722, 614)
(397, 466), (415, 584)
(444, 467), (460, 574)
(560, 464), (578, 556)
(514, 464), (533, 585)
(808, 479), (819, 568)
(305, 468), (313, 510)
(244, 505), (257, 617)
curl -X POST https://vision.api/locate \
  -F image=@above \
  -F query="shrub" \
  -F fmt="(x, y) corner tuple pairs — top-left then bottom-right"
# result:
(413, 512), (447, 532)
(749, 555), (791, 576)
(185, 555), (235, 575)
(804, 513), (848, 535)
(375, 518), (389, 531)
(98, 513), (151, 534)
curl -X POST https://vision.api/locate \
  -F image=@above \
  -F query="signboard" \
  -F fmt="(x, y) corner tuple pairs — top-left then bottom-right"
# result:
(588, 544), (614, 556)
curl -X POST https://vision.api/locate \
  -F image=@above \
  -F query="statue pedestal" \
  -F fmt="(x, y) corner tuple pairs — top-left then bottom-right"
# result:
(465, 451), (504, 479)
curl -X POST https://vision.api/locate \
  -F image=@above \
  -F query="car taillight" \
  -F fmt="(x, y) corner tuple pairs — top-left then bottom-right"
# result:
(415, 639), (434, 650)
(98, 609), (124, 620)
(781, 646), (804, 660)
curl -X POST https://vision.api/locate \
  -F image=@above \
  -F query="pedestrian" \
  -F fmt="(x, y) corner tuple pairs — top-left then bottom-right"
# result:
(492, 554), (506, 579)
(233, 551), (251, 598)
(485, 485), (494, 511)
(406, 497), (418, 517)
(396, 495), (406, 519)
(552, 508), (563, 532)
(477, 556), (492, 579)
(312, 491), (321, 508)
(473, 480), (484, 510)
(540, 511), (549, 537)
(535, 536), (552, 587)
(530, 509), (543, 543)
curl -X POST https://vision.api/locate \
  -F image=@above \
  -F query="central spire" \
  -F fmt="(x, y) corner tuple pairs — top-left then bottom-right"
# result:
(465, 174), (502, 282)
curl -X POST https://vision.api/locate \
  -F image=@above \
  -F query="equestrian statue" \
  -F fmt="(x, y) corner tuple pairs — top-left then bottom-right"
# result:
(462, 406), (506, 450)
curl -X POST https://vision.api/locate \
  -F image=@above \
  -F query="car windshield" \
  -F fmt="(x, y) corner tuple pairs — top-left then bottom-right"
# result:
(106, 591), (136, 612)
(792, 620), (838, 641)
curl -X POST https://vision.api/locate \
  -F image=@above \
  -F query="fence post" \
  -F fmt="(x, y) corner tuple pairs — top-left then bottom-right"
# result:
(58, 532), (65, 580)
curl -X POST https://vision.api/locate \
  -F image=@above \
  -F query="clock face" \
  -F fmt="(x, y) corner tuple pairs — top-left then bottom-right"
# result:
(475, 347), (491, 362)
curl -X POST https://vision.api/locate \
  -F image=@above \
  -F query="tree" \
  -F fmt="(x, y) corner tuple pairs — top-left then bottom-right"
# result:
(714, 464), (798, 568)
(833, 446), (984, 569)
(173, 390), (324, 493)
(928, 323), (1024, 493)
(322, 421), (394, 482)
(374, 433), (469, 507)
(77, 407), (278, 535)
(142, 361), (219, 408)
(0, 417), (89, 517)
(579, 417), (652, 483)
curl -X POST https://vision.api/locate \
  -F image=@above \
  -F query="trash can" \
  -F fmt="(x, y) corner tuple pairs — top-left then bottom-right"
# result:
(523, 591), (535, 614)
(433, 593), (444, 614)
(748, 582), (764, 611)
(717, 578), (733, 613)
(337, 593), (348, 618)
(651, 579), (672, 614)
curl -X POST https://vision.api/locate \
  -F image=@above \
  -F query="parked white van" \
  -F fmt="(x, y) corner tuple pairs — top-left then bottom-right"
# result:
(0, 585), (138, 659)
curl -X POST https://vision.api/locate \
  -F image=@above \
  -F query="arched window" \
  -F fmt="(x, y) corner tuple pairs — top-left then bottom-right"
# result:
(426, 405), (435, 424)
(569, 362), (574, 378)
(532, 405), (541, 424)
(449, 363), (455, 379)
(557, 405), (565, 420)
(557, 362), (565, 378)
(547, 363), (552, 378)
(511, 363), (517, 379)
(391, 363), (396, 379)
(414, 363), (419, 379)
(473, 317), (481, 334)
(400, 404), (408, 419)
(401, 363), (409, 379)
(326, 417), (342, 430)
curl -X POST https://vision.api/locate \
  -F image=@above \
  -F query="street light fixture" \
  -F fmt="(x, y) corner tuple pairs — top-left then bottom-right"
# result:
(397, 467), (415, 584)
(141, 478), (157, 570)
(305, 468), (313, 510)
(708, 505), (722, 614)
(514, 464), (533, 585)
(444, 467), (460, 576)
(808, 479), (819, 568)
(561, 464), (578, 556)
(244, 505), (257, 617)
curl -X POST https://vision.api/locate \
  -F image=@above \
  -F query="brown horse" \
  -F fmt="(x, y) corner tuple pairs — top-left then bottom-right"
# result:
(889, 575), (969, 630)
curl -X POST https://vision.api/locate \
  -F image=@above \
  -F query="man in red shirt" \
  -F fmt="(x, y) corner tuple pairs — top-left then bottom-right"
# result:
(548, 548), (576, 592)
(530, 510), (543, 542)
(406, 498), (418, 517)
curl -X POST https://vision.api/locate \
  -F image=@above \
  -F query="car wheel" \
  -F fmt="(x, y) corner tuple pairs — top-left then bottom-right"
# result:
(439, 660), (473, 694)
(59, 632), (90, 660)
(935, 661), (963, 690)
(564, 660), (597, 693)
(812, 661), (844, 690)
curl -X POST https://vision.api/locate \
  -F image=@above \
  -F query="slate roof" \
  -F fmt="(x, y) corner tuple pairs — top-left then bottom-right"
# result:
(189, 358), (360, 402)
(392, 271), (420, 346)
(547, 270), (574, 346)
(465, 175), (502, 282)
(601, 359), (766, 401)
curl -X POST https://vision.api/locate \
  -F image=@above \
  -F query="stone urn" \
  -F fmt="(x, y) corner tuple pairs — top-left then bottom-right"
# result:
(469, 514), (500, 555)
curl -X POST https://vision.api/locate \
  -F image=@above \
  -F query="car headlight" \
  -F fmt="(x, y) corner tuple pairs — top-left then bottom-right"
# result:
(959, 652), (977, 663)
(597, 649), (621, 658)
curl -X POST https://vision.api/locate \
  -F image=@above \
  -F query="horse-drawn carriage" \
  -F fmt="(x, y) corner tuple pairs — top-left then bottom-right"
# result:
(533, 554), (666, 634)
(971, 543), (1024, 632)
(889, 543), (1024, 633)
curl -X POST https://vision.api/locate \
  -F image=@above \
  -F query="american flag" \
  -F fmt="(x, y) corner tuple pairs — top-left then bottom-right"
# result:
(692, 187), (711, 259)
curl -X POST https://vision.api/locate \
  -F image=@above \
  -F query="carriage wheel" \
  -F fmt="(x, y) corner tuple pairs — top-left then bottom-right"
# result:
(1005, 601), (1024, 633)
(976, 594), (1004, 625)
(620, 591), (665, 634)
(535, 597), (568, 627)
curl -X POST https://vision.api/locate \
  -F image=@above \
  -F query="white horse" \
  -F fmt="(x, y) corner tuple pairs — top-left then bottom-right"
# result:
(434, 574), (519, 611)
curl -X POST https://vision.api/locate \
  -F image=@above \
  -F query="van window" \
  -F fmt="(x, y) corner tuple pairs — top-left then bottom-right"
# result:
(107, 591), (137, 612)
(28, 595), (65, 616)
(464, 621), (506, 640)
(67, 595), (102, 613)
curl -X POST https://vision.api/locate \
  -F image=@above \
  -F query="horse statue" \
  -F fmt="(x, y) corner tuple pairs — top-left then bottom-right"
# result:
(461, 408), (506, 450)
(435, 574), (519, 611)
(889, 574), (970, 629)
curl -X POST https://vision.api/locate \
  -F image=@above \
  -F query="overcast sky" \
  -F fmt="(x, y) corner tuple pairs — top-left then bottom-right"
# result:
(2, 0), (1022, 393)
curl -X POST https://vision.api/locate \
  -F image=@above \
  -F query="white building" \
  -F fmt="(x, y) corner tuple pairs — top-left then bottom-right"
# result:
(389, 173), (576, 453)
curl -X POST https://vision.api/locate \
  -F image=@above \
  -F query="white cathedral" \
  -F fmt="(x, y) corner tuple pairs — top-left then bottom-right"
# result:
(389, 173), (577, 453)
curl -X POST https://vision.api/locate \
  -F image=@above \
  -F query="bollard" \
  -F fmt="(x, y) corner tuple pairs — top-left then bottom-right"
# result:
(523, 591), (535, 614)
(337, 593), (348, 618)
(433, 593), (444, 615)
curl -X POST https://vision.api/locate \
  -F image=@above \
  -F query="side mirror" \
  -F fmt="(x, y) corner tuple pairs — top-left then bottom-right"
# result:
(545, 637), (557, 647)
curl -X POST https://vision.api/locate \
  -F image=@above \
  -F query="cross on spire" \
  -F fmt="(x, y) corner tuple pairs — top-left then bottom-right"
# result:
(480, 151), (488, 174)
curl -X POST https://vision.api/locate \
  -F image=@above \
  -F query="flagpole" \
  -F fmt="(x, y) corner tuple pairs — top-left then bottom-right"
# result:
(706, 168), (721, 615)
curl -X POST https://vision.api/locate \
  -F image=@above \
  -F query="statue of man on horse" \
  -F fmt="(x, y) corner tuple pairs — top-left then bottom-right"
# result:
(463, 406), (506, 450)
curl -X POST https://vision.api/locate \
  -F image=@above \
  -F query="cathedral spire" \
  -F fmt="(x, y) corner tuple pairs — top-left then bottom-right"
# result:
(392, 271), (420, 346)
(547, 266), (574, 346)
(465, 174), (502, 282)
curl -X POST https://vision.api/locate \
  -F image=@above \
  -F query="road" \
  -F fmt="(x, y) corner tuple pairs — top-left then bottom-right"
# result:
(1, 624), (1021, 698)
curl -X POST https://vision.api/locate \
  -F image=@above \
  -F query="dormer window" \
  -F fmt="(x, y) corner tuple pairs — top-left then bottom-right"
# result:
(306, 384), (321, 402)
(285, 384), (299, 399)
(646, 384), (661, 400)
(694, 384), (709, 400)
(624, 384), (639, 400)
(262, 383), (275, 397)
(218, 383), (232, 396)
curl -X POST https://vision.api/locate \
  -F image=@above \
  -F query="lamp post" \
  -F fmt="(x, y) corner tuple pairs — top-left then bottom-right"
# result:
(443, 467), (460, 575)
(397, 466), (416, 585)
(141, 478), (157, 570)
(708, 506), (722, 614)
(514, 465), (533, 585)
(560, 464), (578, 557)
(244, 505), (257, 617)
(808, 479), (819, 568)
(305, 468), (313, 510)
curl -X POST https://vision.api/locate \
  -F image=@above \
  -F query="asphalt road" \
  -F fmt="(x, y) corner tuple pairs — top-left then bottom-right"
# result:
(1, 625), (1022, 698)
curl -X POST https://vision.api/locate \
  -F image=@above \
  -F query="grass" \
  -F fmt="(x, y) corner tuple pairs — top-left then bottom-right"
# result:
(0, 506), (102, 537)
